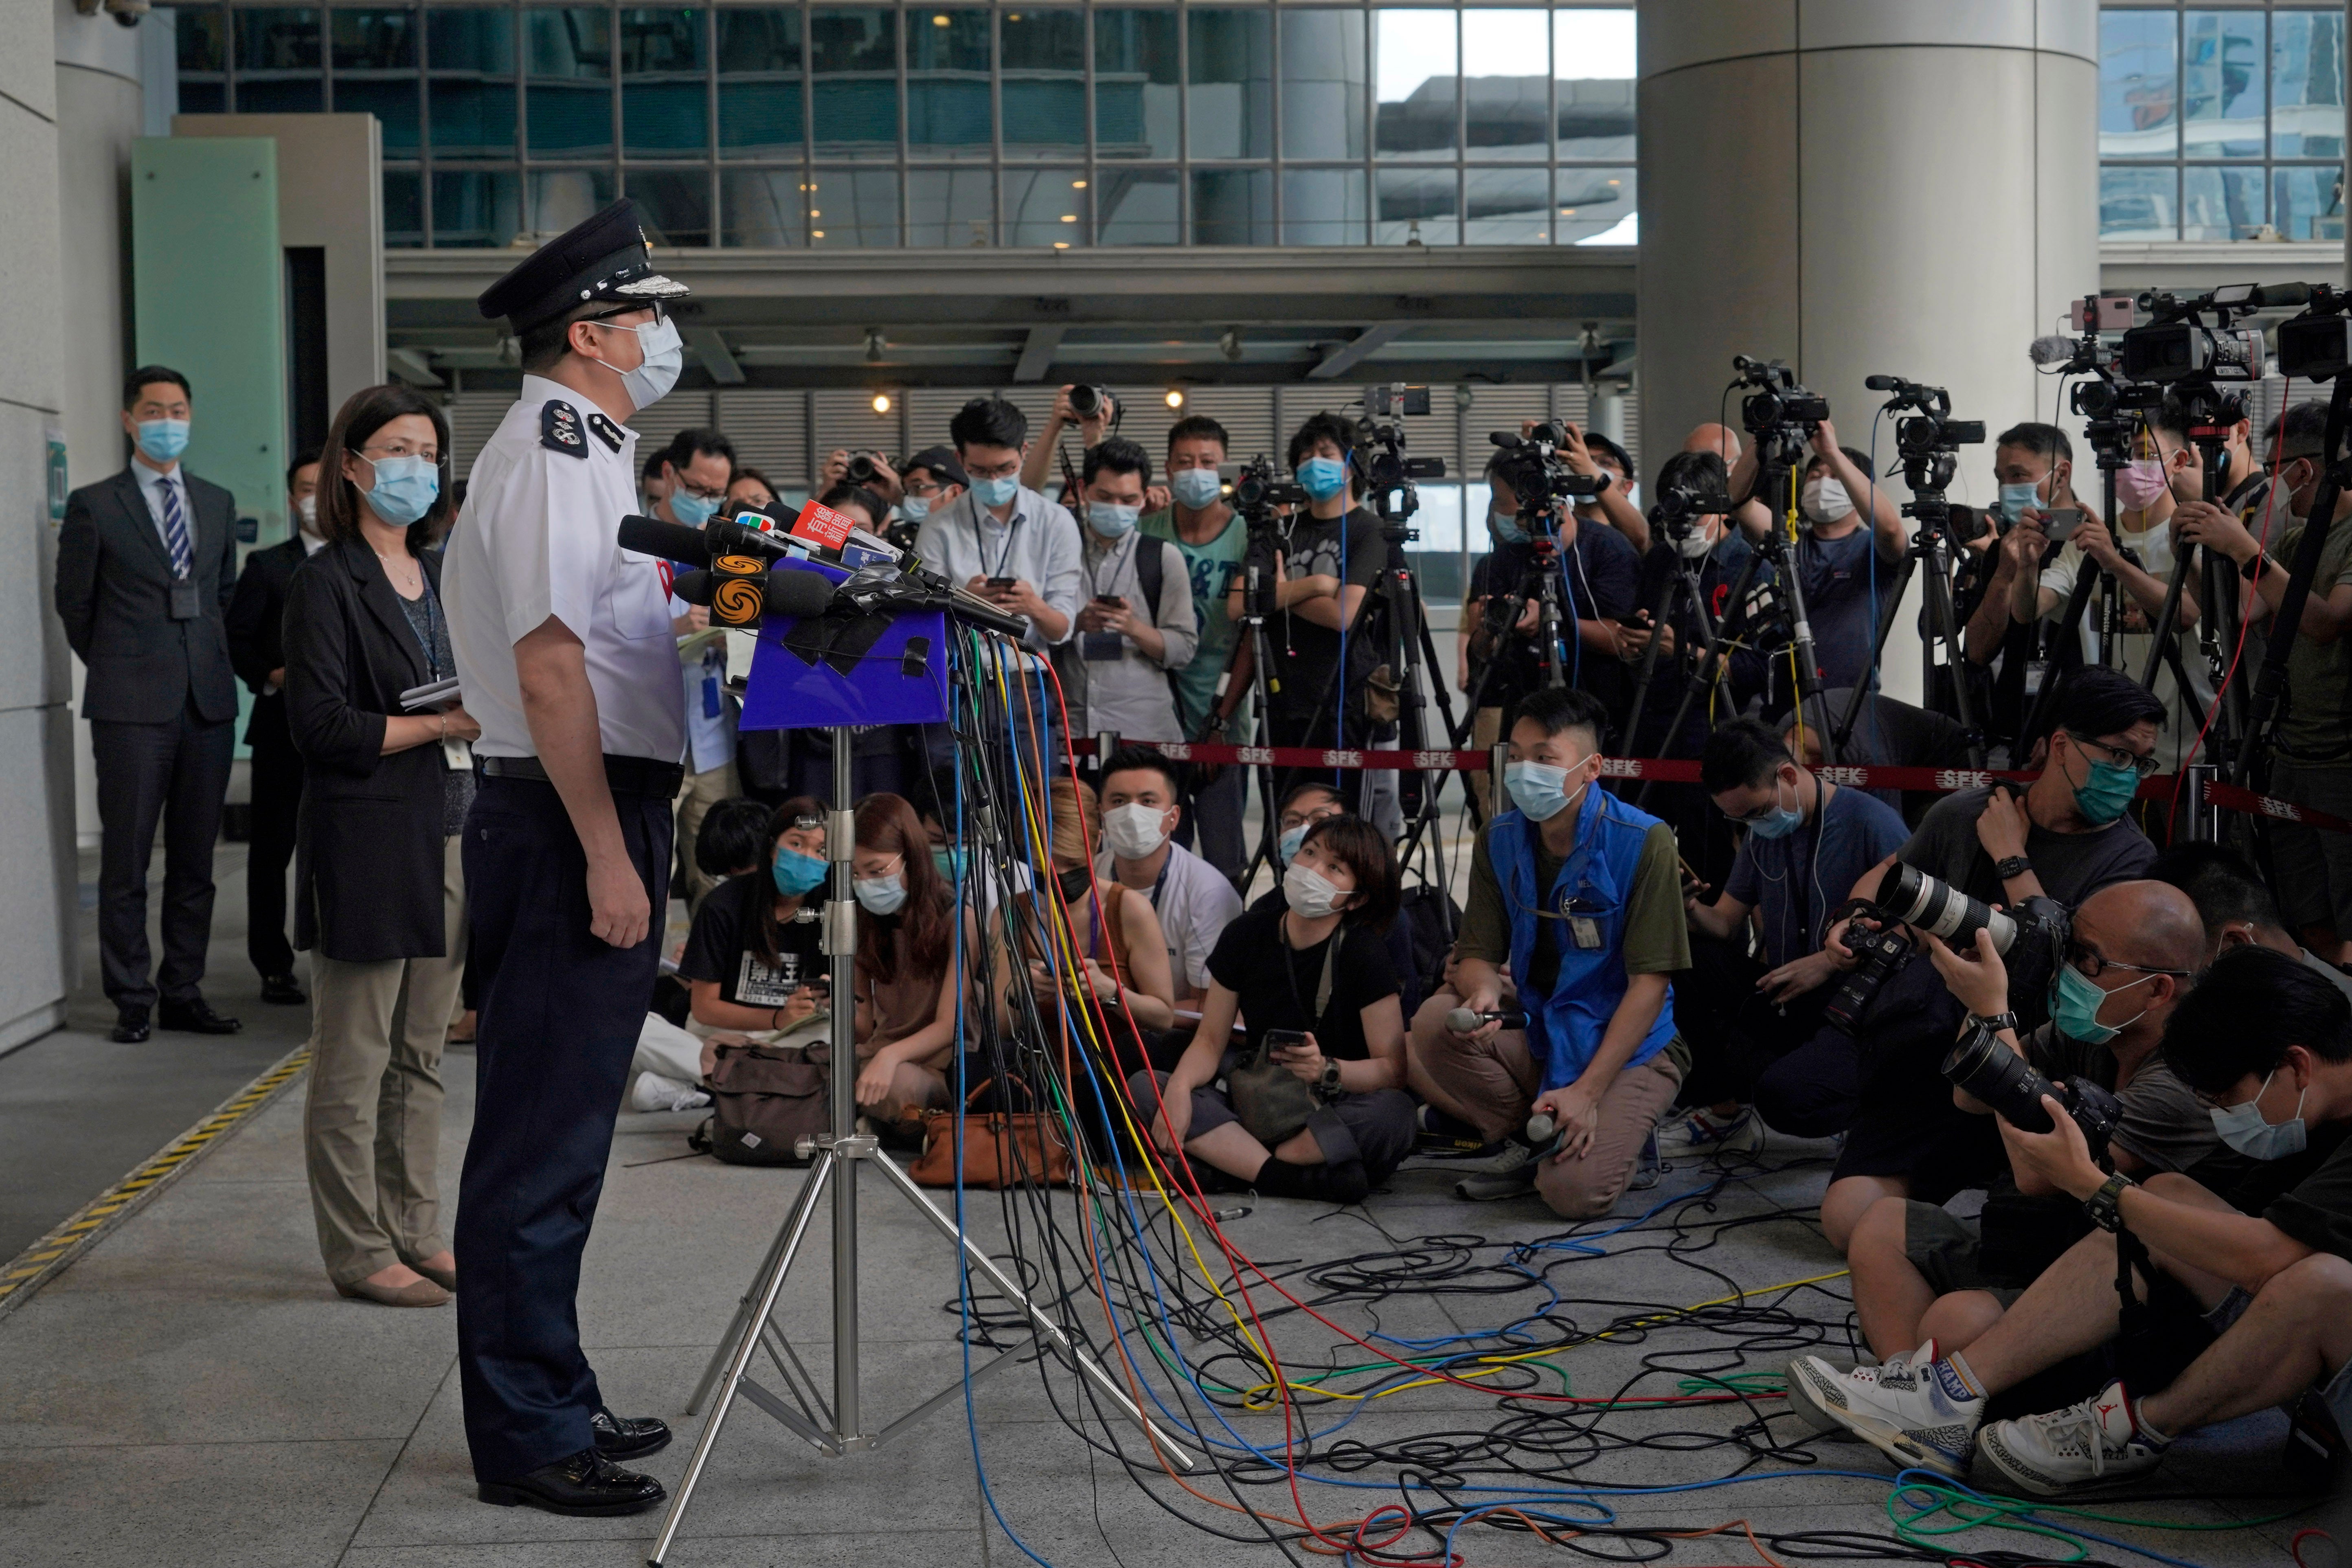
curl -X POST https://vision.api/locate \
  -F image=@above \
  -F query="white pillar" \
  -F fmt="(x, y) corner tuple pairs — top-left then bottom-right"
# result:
(1636, 0), (2099, 707)
(1586, 380), (1626, 448)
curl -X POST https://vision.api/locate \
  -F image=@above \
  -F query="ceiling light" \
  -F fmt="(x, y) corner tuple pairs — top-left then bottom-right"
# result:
(1606, 179), (1620, 186)
(932, 12), (949, 24)
(864, 329), (886, 362)
(1072, 179), (1087, 189)
(809, 209), (821, 218)
(1052, 241), (1070, 249)
(872, 393), (893, 414)
(1164, 388), (1185, 409)
(1560, 208), (1575, 215)
(812, 230), (826, 239)
(1059, 213), (1077, 223)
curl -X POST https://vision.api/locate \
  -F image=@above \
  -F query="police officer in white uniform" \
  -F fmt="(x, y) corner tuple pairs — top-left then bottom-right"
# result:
(442, 200), (691, 1517)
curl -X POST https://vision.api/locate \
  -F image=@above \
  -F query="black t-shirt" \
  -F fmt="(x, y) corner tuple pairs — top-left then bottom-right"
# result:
(1268, 507), (1385, 724)
(1206, 899), (1398, 1061)
(679, 873), (826, 1007)
(1792, 526), (1890, 697)
(1467, 521), (1641, 722)
(2189, 1120), (2352, 1262)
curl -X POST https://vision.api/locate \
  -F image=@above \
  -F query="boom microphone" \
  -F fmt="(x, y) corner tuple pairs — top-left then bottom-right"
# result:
(673, 566), (836, 625)
(2027, 336), (2082, 368)
(2255, 281), (2315, 309)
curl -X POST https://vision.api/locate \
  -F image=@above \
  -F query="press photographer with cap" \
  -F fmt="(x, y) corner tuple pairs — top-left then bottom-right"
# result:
(440, 200), (690, 1518)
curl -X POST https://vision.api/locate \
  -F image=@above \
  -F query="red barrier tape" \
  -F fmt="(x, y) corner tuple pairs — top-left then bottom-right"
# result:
(2202, 779), (2352, 836)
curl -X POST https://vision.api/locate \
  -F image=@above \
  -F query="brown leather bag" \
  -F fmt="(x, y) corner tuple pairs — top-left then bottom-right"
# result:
(908, 1078), (1074, 1189)
(692, 1042), (829, 1167)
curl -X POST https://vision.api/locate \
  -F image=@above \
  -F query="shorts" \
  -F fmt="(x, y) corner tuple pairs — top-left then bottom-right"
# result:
(1903, 1203), (2025, 1308)
(1834, 1100), (2003, 1202)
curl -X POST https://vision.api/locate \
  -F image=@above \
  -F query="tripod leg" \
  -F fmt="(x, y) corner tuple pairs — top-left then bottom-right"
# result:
(688, 1200), (808, 1414)
(859, 1147), (1200, 1471)
(649, 1151), (838, 1566)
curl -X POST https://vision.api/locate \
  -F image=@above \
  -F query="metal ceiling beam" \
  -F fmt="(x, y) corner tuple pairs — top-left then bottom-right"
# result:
(386, 346), (444, 388)
(687, 327), (746, 384)
(1307, 323), (1408, 380)
(1012, 325), (1065, 382)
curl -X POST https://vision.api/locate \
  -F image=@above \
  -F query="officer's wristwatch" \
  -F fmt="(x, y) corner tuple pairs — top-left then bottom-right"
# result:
(2084, 1169), (2138, 1233)
(1993, 855), (2033, 882)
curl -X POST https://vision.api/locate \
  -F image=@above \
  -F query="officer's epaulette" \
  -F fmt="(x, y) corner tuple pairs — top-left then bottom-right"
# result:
(586, 411), (625, 453)
(541, 399), (588, 458)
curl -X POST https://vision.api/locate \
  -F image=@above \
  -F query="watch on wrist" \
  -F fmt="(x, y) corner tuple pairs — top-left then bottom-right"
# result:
(1968, 1011), (2021, 1035)
(2084, 1169), (2138, 1233)
(1993, 855), (2032, 882)
(2241, 550), (2270, 581)
(1316, 1059), (1344, 1101)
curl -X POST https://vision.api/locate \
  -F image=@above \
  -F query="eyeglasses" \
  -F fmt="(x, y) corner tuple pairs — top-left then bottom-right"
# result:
(2063, 939), (2192, 982)
(963, 457), (1021, 480)
(2070, 734), (2161, 779)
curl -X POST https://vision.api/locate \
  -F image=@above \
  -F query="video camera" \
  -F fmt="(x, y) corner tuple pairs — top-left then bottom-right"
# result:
(1231, 455), (1308, 519)
(1733, 355), (1829, 436)
(1490, 425), (1611, 521)
(1865, 374), (1984, 502)
(2277, 283), (2352, 380)
(2119, 282), (2306, 385)
(1353, 382), (1447, 530)
(1646, 453), (1731, 552)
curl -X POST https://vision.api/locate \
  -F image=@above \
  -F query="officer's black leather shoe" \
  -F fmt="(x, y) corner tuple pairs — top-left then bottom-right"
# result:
(260, 974), (306, 1006)
(157, 998), (242, 1035)
(110, 1009), (150, 1044)
(590, 1408), (671, 1462)
(477, 1449), (665, 1516)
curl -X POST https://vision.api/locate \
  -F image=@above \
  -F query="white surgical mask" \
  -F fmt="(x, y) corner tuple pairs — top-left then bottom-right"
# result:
(1674, 526), (1714, 560)
(589, 315), (683, 411)
(853, 873), (907, 915)
(1282, 862), (1350, 919)
(1103, 802), (1171, 861)
(1801, 477), (1854, 524)
(2209, 1068), (2310, 1160)
(296, 493), (318, 531)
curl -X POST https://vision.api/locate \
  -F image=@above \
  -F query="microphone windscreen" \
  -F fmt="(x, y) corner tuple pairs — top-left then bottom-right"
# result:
(671, 565), (838, 622)
(1446, 1007), (1481, 1034)
(1525, 1112), (1556, 1144)
(618, 513), (711, 567)
(2255, 281), (2315, 309)
(764, 568), (838, 618)
(2027, 336), (2080, 368)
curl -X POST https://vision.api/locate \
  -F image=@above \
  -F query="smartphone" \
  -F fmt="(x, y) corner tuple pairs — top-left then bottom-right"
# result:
(1263, 1029), (1309, 1056)
(986, 576), (1017, 589)
(2040, 508), (2084, 544)
(1093, 594), (1125, 606)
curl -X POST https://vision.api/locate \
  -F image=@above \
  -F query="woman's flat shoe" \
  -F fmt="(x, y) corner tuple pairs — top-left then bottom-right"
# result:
(336, 1276), (451, 1307)
(411, 1259), (457, 1293)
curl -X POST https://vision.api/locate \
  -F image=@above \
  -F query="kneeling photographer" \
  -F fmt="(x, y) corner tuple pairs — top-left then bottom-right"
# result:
(1786, 947), (2352, 1497)
(1841, 877), (2209, 1365)
(1795, 666), (2164, 1250)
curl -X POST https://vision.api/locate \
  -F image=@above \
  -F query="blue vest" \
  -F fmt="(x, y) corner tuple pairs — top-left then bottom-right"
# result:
(1492, 790), (1679, 1090)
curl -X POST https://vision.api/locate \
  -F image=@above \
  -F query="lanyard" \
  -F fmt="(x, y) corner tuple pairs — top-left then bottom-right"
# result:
(1084, 531), (1137, 601)
(983, 507), (1024, 579)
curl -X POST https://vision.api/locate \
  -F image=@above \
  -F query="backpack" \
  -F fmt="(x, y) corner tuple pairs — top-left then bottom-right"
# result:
(1393, 884), (1461, 1020)
(690, 1042), (829, 1166)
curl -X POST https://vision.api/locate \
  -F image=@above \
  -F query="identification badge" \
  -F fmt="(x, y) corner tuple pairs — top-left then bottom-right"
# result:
(441, 736), (473, 771)
(702, 675), (722, 719)
(169, 581), (201, 621)
(1569, 916), (1602, 950)
(1082, 632), (1125, 662)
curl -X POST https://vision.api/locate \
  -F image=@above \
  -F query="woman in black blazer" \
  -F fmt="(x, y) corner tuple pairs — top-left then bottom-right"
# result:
(284, 384), (480, 1309)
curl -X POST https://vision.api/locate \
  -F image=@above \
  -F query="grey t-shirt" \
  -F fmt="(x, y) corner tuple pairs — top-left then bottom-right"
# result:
(1897, 785), (2155, 908)
(2025, 1022), (2218, 1175)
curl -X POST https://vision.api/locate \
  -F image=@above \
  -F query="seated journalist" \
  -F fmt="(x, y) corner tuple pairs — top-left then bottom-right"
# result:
(1785, 947), (2352, 1498)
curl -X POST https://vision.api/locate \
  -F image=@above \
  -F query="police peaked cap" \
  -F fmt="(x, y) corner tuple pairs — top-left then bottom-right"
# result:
(477, 198), (691, 335)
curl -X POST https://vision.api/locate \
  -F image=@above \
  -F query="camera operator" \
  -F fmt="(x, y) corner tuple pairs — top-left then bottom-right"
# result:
(1533, 417), (1648, 553)
(1062, 439), (1195, 745)
(2153, 391), (2259, 507)
(1673, 719), (1909, 1158)
(1456, 443), (1641, 812)
(1786, 945), (2352, 1497)
(1021, 383), (1116, 498)
(1619, 451), (1774, 757)
(896, 445), (967, 528)
(1835, 877), (2207, 1365)
(2174, 401), (2352, 963)
(2151, 840), (2352, 1001)
(1685, 423), (1770, 539)
(1726, 420), (1906, 706)
(819, 446), (903, 508)
(1407, 687), (1687, 1216)
(1806, 667), (2164, 1249)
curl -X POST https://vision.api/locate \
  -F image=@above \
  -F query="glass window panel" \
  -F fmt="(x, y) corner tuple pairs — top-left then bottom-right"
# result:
(179, 7), (226, 71)
(235, 8), (319, 71)
(1001, 10), (1086, 155)
(717, 10), (803, 157)
(332, 9), (415, 70)
(429, 8), (515, 74)
(2098, 163), (2178, 239)
(1556, 164), (1633, 244)
(1095, 9), (1177, 159)
(908, 9), (991, 158)
(622, 9), (708, 156)
(1462, 11), (1546, 160)
(721, 168), (810, 246)
(1465, 165), (1547, 242)
(2101, 10), (2176, 160)
(2184, 10), (2264, 158)
(430, 82), (518, 156)
(180, 80), (226, 114)
(626, 169), (712, 246)
(1282, 167), (1366, 245)
(529, 167), (618, 234)
(1377, 9), (1456, 161)
(1280, 11), (1365, 161)
(2274, 165), (2346, 241)
(1188, 10), (1273, 160)
(2274, 11), (2345, 159)
(1096, 165), (1180, 243)
(433, 168), (520, 247)
(1004, 167), (1090, 247)
(429, 8), (518, 154)
(1406, 484), (1465, 600)
(384, 168), (423, 248)
(239, 77), (325, 114)
(2183, 164), (2265, 239)
(808, 167), (901, 246)
(338, 79), (421, 152)
(811, 9), (898, 158)
(1191, 167), (1272, 245)
(527, 9), (613, 156)
(1555, 9), (1635, 160)
(908, 166), (996, 243)
(1377, 164), (1455, 244)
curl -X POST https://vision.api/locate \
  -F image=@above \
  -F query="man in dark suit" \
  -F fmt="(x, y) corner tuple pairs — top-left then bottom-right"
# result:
(225, 449), (324, 1007)
(55, 366), (246, 1043)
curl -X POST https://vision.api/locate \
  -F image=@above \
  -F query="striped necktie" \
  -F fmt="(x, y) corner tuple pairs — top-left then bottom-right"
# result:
(159, 476), (192, 580)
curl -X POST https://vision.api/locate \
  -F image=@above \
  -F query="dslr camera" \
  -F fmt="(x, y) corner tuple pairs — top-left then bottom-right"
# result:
(1941, 1025), (2122, 1159)
(1823, 857), (2071, 1037)
(843, 450), (888, 487)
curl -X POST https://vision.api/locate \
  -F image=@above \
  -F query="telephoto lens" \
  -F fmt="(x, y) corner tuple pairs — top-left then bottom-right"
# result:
(1068, 384), (1113, 420)
(1875, 862), (2018, 953)
(1940, 1028), (2122, 1155)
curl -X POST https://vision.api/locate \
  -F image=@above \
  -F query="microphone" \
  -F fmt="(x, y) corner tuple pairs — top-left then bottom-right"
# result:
(618, 513), (712, 567)
(1445, 1006), (1527, 1034)
(2027, 336), (2081, 368)
(672, 566), (836, 626)
(2255, 282), (2314, 309)
(1523, 1111), (1563, 1158)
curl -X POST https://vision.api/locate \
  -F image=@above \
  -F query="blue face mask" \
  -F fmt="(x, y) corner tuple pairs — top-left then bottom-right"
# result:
(669, 487), (721, 527)
(1504, 759), (1586, 823)
(1489, 509), (1529, 546)
(1171, 468), (1224, 510)
(930, 846), (965, 884)
(854, 873), (907, 915)
(1297, 455), (1348, 502)
(1744, 777), (1805, 840)
(2066, 741), (2142, 826)
(772, 845), (827, 898)
(136, 418), (189, 463)
(1277, 825), (1307, 866)
(2209, 1068), (2310, 1160)
(971, 474), (1019, 508)
(1086, 501), (1140, 538)
(362, 454), (441, 527)
(2049, 962), (2154, 1048)
(1996, 480), (2042, 522)
(900, 494), (932, 522)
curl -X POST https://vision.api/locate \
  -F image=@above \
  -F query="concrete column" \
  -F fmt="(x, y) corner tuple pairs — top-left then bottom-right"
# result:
(1636, 0), (2099, 706)
(1586, 379), (1626, 448)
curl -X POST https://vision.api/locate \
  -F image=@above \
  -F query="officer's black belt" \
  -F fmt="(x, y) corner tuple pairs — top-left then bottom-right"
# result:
(481, 753), (686, 797)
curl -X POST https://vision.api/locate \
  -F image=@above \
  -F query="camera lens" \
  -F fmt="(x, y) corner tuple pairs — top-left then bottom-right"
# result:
(1069, 384), (1106, 419)
(1876, 862), (2018, 953)
(1939, 1029), (2058, 1134)
(845, 453), (878, 484)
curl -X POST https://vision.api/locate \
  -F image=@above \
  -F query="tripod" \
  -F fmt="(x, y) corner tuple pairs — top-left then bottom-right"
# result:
(1742, 425), (1843, 764)
(651, 638), (1197, 1567)
(1622, 535), (1762, 811)
(2135, 388), (2251, 773)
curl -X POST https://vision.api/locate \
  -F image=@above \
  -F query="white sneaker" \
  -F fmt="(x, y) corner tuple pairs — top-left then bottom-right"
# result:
(1654, 1105), (1767, 1158)
(1783, 1340), (1932, 1437)
(1978, 1380), (2167, 1496)
(1781, 1342), (1983, 1477)
(628, 1072), (710, 1113)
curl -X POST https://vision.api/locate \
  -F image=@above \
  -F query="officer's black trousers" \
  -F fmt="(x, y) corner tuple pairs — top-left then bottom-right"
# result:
(454, 773), (671, 1482)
